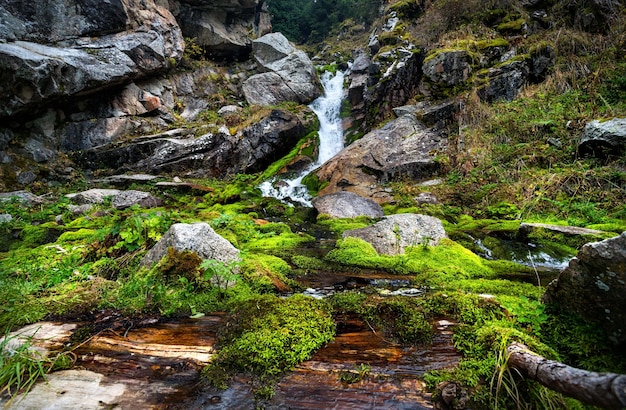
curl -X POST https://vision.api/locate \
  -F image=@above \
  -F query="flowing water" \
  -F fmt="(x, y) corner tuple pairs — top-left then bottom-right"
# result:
(259, 70), (346, 206)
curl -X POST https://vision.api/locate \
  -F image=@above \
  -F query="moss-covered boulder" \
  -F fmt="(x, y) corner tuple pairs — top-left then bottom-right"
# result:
(543, 232), (626, 347)
(342, 213), (447, 255)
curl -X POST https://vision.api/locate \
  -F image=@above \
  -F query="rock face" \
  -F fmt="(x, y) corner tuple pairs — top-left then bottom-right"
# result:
(314, 114), (447, 203)
(312, 192), (384, 219)
(578, 118), (626, 158)
(78, 108), (308, 177)
(543, 232), (626, 347)
(140, 222), (240, 267)
(477, 60), (530, 103)
(174, 0), (271, 60)
(423, 50), (472, 87)
(243, 33), (321, 106)
(0, 0), (184, 118)
(342, 214), (447, 256)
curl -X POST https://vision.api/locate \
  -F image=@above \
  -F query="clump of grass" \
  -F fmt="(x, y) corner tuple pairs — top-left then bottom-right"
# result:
(0, 328), (74, 401)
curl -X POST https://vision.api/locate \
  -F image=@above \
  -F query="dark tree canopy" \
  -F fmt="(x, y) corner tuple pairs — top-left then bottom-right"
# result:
(265, 0), (381, 43)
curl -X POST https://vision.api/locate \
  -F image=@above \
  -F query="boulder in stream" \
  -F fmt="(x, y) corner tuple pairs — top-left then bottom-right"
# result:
(314, 113), (447, 203)
(543, 232), (626, 347)
(312, 191), (384, 219)
(343, 213), (447, 256)
(140, 222), (240, 268)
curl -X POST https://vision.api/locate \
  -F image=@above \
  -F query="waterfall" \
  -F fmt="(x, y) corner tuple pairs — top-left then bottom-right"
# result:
(259, 70), (346, 206)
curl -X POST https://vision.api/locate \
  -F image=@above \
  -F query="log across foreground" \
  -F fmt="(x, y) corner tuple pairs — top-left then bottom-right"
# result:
(506, 342), (626, 409)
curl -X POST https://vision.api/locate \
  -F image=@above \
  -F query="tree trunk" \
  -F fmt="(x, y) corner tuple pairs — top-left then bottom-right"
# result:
(506, 342), (626, 409)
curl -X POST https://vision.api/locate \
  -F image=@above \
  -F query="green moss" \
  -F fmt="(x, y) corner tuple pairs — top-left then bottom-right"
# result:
(497, 17), (526, 33)
(316, 215), (377, 235)
(476, 38), (509, 50)
(326, 237), (496, 277)
(388, 0), (424, 18)
(241, 254), (296, 293)
(257, 131), (320, 183)
(203, 294), (335, 383)
(245, 231), (314, 253)
(57, 228), (97, 242)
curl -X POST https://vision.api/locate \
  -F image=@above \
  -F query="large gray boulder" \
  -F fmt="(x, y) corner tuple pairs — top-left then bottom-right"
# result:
(314, 114), (447, 203)
(578, 118), (626, 158)
(140, 222), (240, 267)
(543, 232), (626, 347)
(342, 214), (447, 256)
(243, 33), (321, 106)
(0, 0), (184, 118)
(312, 192), (384, 219)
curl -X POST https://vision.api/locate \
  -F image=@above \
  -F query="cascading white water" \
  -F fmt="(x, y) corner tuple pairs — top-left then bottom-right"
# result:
(259, 70), (346, 206)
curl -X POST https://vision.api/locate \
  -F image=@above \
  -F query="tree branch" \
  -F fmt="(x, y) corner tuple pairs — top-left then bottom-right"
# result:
(506, 342), (626, 409)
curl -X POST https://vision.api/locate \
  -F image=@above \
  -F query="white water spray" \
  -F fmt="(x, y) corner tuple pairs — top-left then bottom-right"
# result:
(259, 71), (346, 206)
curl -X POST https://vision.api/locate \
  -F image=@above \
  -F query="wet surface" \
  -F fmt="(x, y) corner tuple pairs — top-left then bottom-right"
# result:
(175, 314), (459, 410)
(4, 271), (459, 409)
(296, 269), (424, 298)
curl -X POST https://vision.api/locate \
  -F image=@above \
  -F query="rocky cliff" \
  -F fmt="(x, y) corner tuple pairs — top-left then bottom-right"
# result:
(0, 0), (309, 192)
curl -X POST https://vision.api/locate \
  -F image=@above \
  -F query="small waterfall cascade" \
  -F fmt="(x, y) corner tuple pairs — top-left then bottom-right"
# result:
(259, 70), (346, 206)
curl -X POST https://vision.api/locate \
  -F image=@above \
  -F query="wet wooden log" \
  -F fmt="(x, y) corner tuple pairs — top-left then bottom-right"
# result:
(506, 342), (626, 409)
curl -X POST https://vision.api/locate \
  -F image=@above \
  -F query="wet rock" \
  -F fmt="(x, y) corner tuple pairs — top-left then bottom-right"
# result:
(111, 190), (164, 210)
(529, 44), (555, 82)
(66, 189), (121, 205)
(393, 99), (462, 127)
(415, 192), (438, 205)
(543, 232), (626, 347)
(315, 114), (447, 203)
(140, 222), (240, 267)
(0, 214), (12, 223)
(357, 45), (422, 127)
(243, 33), (321, 106)
(578, 118), (626, 158)
(3, 322), (78, 358)
(343, 214), (447, 256)
(16, 171), (37, 186)
(67, 204), (94, 216)
(92, 174), (160, 186)
(312, 191), (384, 219)
(0, 190), (45, 206)
(436, 381), (469, 410)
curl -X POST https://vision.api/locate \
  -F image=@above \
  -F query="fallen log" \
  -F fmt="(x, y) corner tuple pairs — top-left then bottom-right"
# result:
(506, 342), (626, 409)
